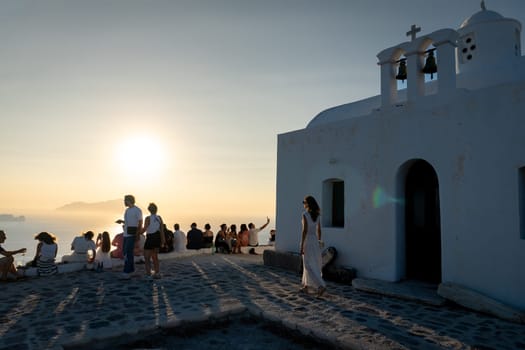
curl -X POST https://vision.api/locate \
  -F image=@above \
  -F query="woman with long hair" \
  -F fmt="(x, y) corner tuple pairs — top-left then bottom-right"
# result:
(95, 231), (113, 269)
(33, 231), (58, 276)
(299, 195), (326, 297)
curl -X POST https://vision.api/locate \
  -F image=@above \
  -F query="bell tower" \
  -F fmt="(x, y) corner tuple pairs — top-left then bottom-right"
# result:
(457, 3), (522, 88)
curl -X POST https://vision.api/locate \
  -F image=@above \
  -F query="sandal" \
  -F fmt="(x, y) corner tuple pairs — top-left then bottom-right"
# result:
(299, 286), (308, 294)
(317, 286), (326, 298)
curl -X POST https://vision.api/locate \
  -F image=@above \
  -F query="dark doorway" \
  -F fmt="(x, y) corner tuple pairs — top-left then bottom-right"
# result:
(405, 160), (442, 283)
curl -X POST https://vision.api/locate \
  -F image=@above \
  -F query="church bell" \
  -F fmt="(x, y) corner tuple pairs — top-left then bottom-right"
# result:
(395, 59), (407, 82)
(422, 49), (437, 79)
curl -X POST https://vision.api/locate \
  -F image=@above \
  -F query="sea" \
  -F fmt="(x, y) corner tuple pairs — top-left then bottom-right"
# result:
(0, 211), (275, 266)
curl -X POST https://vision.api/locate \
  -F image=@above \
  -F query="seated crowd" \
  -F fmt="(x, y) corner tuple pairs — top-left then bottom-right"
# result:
(0, 217), (273, 281)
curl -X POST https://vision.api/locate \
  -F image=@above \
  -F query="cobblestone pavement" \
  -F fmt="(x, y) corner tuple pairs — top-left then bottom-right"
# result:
(1, 253), (524, 350)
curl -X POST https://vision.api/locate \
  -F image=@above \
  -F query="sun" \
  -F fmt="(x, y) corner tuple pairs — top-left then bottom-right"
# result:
(115, 135), (166, 180)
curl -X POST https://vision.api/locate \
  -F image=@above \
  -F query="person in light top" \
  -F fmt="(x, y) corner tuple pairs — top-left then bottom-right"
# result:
(247, 217), (270, 254)
(33, 231), (58, 276)
(61, 231), (97, 263)
(172, 224), (186, 253)
(117, 194), (143, 279)
(141, 203), (165, 279)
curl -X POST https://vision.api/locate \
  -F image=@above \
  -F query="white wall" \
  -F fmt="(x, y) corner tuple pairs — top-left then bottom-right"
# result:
(276, 80), (525, 310)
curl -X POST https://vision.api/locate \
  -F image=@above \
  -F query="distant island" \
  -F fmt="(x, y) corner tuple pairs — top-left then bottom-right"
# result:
(0, 214), (26, 222)
(57, 199), (122, 213)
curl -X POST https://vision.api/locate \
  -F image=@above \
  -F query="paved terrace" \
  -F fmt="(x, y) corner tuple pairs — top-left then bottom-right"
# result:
(1, 250), (524, 350)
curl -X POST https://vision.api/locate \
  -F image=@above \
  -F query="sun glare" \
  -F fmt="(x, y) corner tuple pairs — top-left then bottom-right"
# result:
(115, 135), (166, 180)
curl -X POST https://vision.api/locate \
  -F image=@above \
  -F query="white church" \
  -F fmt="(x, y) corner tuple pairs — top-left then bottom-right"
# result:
(275, 4), (525, 311)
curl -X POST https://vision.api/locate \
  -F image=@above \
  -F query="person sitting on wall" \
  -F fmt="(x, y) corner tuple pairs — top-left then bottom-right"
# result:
(0, 230), (27, 281)
(214, 224), (230, 253)
(32, 231), (58, 276)
(248, 217), (270, 255)
(62, 231), (97, 263)
(172, 224), (186, 253)
(202, 223), (214, 249)
(159, 224), (174, 253)
(186, 223), (203, 250)
(110, 231), (124, 259)
(268, 229), (276, 246)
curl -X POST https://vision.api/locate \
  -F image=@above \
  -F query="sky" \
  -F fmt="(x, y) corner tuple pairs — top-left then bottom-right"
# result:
(1, 0), (525, 220)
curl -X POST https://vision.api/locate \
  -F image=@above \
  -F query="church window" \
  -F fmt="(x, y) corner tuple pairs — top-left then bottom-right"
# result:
(459, 33), (476, 63)
(519, 167), (525, 239)
(322, 179), (345, 228)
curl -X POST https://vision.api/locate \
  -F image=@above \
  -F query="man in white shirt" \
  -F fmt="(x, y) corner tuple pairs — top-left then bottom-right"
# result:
(248, 217), (270, 254)
(118, 194), (143, 279)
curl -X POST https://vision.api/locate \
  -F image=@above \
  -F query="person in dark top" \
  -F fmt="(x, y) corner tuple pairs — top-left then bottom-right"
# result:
(202, 223), (214, 249)
(159, 224), (174, 253)
(186, 223), (203, 250)
(214, 224), (230, 253)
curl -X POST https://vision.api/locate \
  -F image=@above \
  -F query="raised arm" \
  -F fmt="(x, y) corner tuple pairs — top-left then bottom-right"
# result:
(259, 216), (270, 230)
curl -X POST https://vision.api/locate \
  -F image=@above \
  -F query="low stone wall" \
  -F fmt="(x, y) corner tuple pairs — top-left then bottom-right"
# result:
(263, 249), (356, 284)
(263, 250), (302, 274)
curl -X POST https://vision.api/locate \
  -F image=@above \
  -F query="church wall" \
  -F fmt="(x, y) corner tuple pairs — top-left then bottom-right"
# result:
(438, 82), (525, 310)
(276, 80), (525, 310)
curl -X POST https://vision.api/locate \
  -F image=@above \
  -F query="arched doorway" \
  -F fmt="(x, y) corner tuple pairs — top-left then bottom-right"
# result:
(405, 160), (442, 283)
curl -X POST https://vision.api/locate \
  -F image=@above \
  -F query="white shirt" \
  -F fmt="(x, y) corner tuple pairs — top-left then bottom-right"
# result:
(248, 228), (261, 246)
(173, 230), (187, 252)
(124, 205), (142, 236)
(40, 242), (57, 260)
(72, 236), (96, 253)
(146, 214), (161, 234)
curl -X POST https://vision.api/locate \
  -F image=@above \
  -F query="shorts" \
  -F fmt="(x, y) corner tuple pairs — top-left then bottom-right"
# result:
(144, 232), (161, 249)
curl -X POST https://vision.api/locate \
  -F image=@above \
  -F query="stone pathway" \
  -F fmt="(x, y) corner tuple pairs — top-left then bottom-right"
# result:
(1, 253), (524, 350)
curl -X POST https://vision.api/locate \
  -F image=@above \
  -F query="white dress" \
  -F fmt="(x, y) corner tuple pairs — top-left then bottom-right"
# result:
(95, 248), (113, 269)
(301, 212), (326, 289)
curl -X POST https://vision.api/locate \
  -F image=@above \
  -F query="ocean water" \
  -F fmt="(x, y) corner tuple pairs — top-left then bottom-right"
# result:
(0, 211), (275, 265)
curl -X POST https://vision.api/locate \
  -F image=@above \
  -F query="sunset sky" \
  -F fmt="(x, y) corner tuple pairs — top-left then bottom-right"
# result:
(1, 0), (524, 219)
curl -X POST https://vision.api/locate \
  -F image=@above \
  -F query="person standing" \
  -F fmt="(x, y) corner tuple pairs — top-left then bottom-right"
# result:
(299, 195), (326, 298)
(118, 194), (143, 279)
(142, 203), (165, 279)
(248, 217), (270, 254)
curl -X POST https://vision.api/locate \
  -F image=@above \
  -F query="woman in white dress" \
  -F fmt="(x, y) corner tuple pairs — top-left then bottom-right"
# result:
(300, 195), (326, 297)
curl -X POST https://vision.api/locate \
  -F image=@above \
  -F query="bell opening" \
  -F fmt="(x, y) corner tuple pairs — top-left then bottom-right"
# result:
(396, 58), (407, 83)
(422, 48), (438, 80)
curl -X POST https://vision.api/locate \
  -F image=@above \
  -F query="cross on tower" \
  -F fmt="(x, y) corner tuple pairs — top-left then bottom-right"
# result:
(406, 24), (421, 41)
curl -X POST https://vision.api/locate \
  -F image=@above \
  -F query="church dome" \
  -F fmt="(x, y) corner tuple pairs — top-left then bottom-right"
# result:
(460, 9), (504, 29)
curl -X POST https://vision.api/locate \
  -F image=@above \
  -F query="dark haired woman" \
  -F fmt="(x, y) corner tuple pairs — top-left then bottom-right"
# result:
(33, 231), (58, 276)
(299, 195), (326, 297)
(95, 231), (113, 270)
